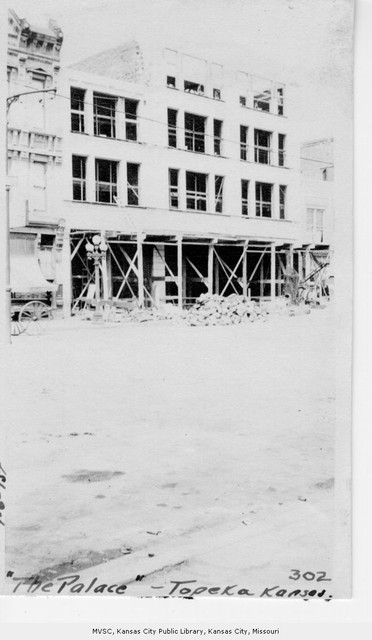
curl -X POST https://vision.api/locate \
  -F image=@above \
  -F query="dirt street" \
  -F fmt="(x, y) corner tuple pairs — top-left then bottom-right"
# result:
(4, 306), (336, 597)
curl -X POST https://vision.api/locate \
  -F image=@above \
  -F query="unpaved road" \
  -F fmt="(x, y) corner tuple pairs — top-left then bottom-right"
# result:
(4, 306), (338, 597)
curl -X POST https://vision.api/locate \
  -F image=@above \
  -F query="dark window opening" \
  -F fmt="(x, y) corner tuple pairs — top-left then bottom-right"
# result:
(168, 109), (177, 148)
(254, 129), (271, 164)
(213, 88), (221, 100)
(185, 113), (205, 153)
(279, 185), (286, 219)
(95, 159), (117, 203)
(127, 163), (139, 206)
(40, 234), (54, 247)
(125, 99), (138, 141)
(240, 125), (248, 161)
(277, 86), (284, 115)
(278, 134), (286, 167)
(241, 180), (249, 216)
(167, 75), (176, 88)
(214, 119), (222, 156)
(215, 176), (224, 213)
(72, 155), (86, 201)
(184, 80), (204, 95)
(255, 182), (272, 218)
(186, 171), (207, 211)
(71, 87), (85, 133)
(93, 93), (116, 138)
(169, 168), (179, 209)
(239, 95), (247, 106)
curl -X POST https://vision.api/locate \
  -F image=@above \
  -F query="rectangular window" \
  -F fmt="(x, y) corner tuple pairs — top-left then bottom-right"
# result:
(211, 62), (223, 99)
(186, 171), (207, 211)
(72, 155), (86, 201)
(185, 113), (206, 153)
(254, 129), (271, 164)
(31, 161), (47, 211)
(277, 84), (285, 115)
(125, 99), (138, 141)
(214, 176), (224, 213)
(241, 180), (249, 216)
(127, 163), (139, 206)
(168, 109), (177, 147)
(71, 87), (85, 133)
(93, 93), (116, 138)
(184, 80), (204, 95)
(95, 159), (117, 203)
(240, 125), (248, 160)
(278, 134), (286, 166)
(252, 76), (272, 112)
(169, 169), (179, 209)
(255, 182), (272, 218)
(279, 185), (287, 220)
(307, 208), (324, 242)
(214, 119), (222, 156)
(167, 76), (176, 88)
(239, 95), (247, 106)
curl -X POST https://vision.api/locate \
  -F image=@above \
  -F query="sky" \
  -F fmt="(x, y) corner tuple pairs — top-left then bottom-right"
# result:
(8, 0), (354, 140)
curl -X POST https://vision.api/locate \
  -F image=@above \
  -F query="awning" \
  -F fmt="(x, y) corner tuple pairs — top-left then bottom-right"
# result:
(10, 233), (56, 293)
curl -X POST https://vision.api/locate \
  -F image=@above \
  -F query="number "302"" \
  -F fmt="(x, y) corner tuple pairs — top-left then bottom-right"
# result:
(289, 570), (331, 582)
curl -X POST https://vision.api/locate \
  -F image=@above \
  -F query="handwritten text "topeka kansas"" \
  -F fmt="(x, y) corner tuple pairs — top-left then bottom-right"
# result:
(9, 575), (333, 599)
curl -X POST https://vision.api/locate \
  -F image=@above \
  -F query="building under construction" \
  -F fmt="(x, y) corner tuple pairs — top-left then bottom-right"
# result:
(7, 12), (333, 314)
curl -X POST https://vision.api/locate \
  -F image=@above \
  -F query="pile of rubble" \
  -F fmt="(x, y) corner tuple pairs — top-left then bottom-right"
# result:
(184, 293), (268, 326)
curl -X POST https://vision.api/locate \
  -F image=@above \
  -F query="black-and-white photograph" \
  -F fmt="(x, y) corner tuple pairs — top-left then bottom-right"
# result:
(2, 0), (353, 601)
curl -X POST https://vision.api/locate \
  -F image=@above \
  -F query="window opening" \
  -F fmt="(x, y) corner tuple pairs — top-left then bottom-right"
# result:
(127, 163), (139, 206)
(168, 109), (177, 147)
(215, 176), (224, 213)
(125, 99), (138, 141)
(72, 155), (86, 201)
(95, 159), (117, 203)
(277, 84), (284, 115)
(241, 180), (249, 216)
(185, 113), (206, 153)
(254, 129), (271, 164)
(213, 88), (221, 100)
(93, 93), (116, 138)
(255, 182), (272, 218)
(186, 171), (207, 211)
(239, 95), (247, 106)
(214, 119), (222, 155)
(279, 185), (286, 219)
(169, 169), (179, 209)
(278, 134), (286, 167)
(252, 76), (272, 112)
(240, 125), (248, 161)
(184, 80), (204, 95)
(71, 87), (85, 133)
(307, 208), (324, 242)
(167, 76), (176, 88)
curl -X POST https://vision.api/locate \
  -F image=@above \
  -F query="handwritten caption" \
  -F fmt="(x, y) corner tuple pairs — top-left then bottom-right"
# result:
(7, 570), (332, 600)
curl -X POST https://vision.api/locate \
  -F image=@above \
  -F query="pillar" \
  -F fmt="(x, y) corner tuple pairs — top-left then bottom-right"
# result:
(208, 244), (214, 294)
(177, 235), (183, 308)
(270, 242), (276, 301)
(61, 229), (72, 318)
(137, 233), (144, 307)
(242, 242), (248, 297)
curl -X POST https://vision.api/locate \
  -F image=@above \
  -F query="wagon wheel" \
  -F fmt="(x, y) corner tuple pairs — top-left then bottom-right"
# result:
(11, 310), (27, 336)
(19, 301), (52, 335)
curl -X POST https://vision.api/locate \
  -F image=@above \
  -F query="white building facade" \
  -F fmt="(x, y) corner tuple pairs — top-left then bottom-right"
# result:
(60, 41), (304, 312)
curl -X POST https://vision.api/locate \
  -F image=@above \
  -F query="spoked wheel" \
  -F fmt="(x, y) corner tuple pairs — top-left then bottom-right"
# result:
(19, 301), (52, 335)
(11, 311), (27, 336)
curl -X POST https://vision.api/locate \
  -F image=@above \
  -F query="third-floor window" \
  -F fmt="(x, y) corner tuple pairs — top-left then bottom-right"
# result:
(278, 134), (286, 166)
(186, 171), (207, 211)
(168, 109), (177, 148)
(185, 113), (206, 153)
(70, 87), (85, 133)
(214, 120), (222, 156)
(125, 99), (138, 141)
(94, 93), (116, 138)
(240, 125), (248, 161)
(254, 129), (271, 164)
